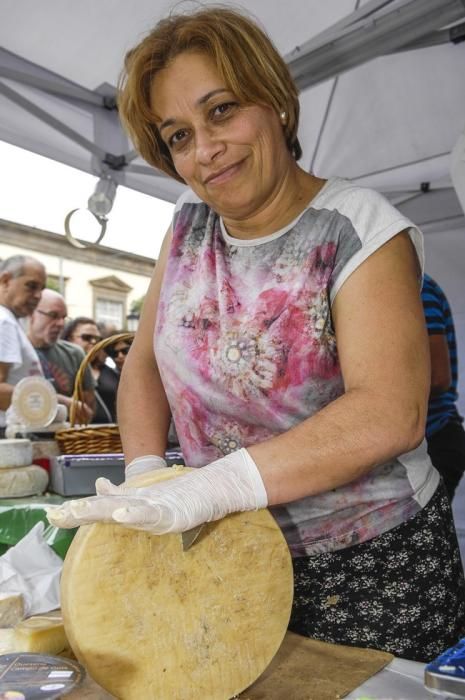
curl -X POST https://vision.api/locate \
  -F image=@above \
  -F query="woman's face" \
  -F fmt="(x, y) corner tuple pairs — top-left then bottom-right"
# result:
(70, 322), (101, 354)
(151, 51), (291, 223)
(111, 341), (131, 371)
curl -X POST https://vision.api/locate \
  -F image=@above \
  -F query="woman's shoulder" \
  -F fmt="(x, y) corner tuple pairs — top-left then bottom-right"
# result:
(313, 176), (394, 213)
(172, 188), (217, 240)
(173, 187), (205, 215)
(0, 306), (16, 325)
(312, 176), (416, 238)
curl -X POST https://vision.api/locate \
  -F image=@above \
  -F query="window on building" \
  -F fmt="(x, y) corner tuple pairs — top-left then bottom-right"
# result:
(95, 298), (124, 328)
(90, 275), (132, 330)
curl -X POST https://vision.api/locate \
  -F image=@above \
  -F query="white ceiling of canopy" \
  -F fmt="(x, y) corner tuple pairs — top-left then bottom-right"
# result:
(0, 0), (464, 229)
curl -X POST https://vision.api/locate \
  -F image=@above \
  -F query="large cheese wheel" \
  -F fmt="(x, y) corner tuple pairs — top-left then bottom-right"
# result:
(0, 439), (33, 469)
(61, 467), (293, 700)
(0, 465), (48, 497)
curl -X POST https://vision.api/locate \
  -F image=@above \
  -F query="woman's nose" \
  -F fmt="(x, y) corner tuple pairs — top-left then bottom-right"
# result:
(195, 127), (225, 164)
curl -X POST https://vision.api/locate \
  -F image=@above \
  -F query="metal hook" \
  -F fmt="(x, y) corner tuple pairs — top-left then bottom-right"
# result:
(64, 208), (107, 249)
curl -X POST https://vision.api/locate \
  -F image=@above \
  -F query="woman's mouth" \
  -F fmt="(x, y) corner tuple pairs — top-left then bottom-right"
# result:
(204, 160), (245, 186)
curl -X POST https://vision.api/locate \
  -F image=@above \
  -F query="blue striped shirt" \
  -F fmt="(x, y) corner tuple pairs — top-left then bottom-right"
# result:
(421, 274), (462, 436)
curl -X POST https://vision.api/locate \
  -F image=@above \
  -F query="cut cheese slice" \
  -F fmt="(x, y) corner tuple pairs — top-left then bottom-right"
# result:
(0, 438), (33, 469)
(0, 464), (48, 497)
(61, 467), (294, 700)
(13, 611), (69, 655)
(0, 592), (25, 627)
(0, 611), (71, 656)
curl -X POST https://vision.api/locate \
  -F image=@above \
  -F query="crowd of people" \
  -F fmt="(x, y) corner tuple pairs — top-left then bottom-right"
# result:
(0, 254), (133, 433)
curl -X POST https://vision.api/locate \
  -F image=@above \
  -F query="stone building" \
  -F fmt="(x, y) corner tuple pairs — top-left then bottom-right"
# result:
(0, 218), (154, 328)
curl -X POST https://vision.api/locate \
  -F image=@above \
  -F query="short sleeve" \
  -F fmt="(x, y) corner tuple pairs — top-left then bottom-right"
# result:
(0, 317), (22, 366)
(326, 186), (424, 304)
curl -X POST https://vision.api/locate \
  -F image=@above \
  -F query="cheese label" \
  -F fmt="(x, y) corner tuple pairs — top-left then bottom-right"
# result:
(12, 378), (57, 429)
(0, 653), (84, 699)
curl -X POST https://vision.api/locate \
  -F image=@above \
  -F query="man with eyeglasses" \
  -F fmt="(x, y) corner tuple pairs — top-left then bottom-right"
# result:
(28, 289), (95, 424)
(0, 255), (46, 437)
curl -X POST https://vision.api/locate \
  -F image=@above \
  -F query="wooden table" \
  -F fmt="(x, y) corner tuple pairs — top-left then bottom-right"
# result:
(66, 631), (392, 700)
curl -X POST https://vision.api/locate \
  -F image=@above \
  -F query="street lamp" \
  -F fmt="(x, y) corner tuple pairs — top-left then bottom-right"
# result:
(126, 312), (140, 332)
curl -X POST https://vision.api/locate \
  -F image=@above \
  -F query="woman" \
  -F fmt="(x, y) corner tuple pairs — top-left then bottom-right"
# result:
(49, 7), (465, 661)
(62, 317), (102, 355)
(61, 316), (115, 423)
(96, 336), (133, 422)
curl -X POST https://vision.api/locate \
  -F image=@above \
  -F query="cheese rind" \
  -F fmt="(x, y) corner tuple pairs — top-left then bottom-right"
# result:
(0, 439), (33, 468)
(0, 592), (25, 627)
(0, 627), (15, 654)
(62, 468), (294, 700)
(0, 464), (48, 497)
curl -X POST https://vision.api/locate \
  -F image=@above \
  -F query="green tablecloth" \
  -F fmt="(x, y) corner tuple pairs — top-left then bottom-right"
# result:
(0, 493), (77, 559)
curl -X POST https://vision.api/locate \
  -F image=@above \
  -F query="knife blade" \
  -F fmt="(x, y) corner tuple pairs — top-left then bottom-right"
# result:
(181, 524), (204, 551)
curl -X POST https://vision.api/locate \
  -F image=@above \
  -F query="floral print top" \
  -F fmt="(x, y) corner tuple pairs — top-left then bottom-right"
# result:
(155, 177), (439, 556)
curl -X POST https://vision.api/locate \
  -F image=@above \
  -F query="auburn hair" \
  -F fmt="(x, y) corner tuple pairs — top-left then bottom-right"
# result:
(118, 6), (301, 182)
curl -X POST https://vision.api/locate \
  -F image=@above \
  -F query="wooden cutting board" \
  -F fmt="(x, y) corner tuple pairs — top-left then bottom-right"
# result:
(65, 632), (393, 699)
(61, 467), (294, 700)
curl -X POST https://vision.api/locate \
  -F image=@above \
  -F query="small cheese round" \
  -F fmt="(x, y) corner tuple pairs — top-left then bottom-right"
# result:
(0, 439), (33, 469)
(0, 465), (49, 497)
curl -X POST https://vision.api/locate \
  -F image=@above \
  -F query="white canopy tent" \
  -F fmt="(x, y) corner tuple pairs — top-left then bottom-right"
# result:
(1, 0), (465, 383)
(1, 0), (464, 223)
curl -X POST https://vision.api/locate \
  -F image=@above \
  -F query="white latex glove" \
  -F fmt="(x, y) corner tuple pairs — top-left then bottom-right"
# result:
(46, 448), (268, 534)
(125, 455), (167, 479)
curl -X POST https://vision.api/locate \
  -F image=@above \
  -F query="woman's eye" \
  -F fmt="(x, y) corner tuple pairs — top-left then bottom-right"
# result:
(212, 102), (237, 118)
(168, 129), (189, 148)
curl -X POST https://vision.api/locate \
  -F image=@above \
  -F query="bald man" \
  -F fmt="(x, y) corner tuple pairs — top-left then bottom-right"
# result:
(28, 289), (95, 424)
(0, 255), (46, 435)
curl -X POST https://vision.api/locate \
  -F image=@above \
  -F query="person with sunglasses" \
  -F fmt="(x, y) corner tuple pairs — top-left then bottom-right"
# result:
(89, 336), (133, 423)
(106, 340), (131, 373)
(61, 317), (102, 355)
(28, 290), (95, 424)
(61, 315), (120, 424)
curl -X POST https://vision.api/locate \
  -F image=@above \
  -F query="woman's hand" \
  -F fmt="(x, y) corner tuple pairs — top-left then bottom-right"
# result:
(46, 449), (268, 534)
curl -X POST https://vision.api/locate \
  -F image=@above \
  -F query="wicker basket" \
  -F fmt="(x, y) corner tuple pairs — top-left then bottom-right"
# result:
(55, 332), (134, 455)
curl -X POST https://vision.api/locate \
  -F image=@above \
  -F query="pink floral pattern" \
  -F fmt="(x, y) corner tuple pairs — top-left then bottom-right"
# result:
(155, 183), (436, 556)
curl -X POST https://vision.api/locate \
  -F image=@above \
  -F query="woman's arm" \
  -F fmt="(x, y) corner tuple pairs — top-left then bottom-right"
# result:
(248, 230), (430, 505)
(117, 227), (173, 463)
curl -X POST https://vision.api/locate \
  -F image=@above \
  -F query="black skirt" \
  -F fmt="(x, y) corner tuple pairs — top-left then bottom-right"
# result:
(288, 479), (465, 662)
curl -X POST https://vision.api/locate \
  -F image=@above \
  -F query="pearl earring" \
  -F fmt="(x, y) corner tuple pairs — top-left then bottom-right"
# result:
(280, 110), (287, 125)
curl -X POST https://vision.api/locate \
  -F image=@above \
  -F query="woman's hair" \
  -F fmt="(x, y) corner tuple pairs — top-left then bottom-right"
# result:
(62, 316), (97, 341)
(118, 6), (301, 182)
